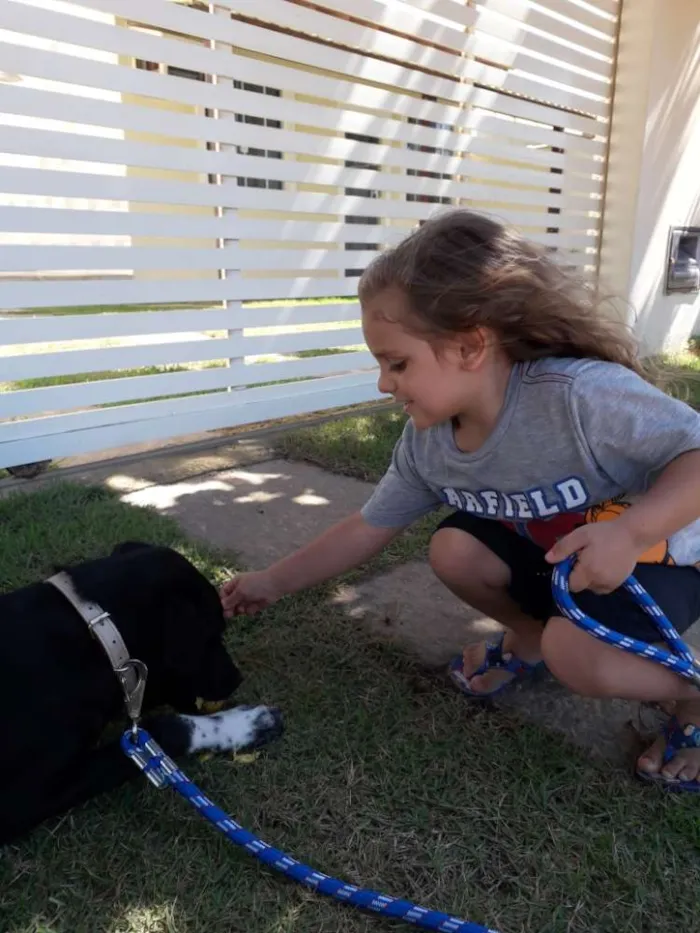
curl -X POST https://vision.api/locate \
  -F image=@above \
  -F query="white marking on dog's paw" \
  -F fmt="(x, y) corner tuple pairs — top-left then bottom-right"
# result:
(182, 705), (282, 754)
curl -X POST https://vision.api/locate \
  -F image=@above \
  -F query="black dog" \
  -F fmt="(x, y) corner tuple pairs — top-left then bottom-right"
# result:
(1, 541), (282, 845)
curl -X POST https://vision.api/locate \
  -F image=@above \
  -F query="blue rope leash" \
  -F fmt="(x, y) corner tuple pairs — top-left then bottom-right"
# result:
(552, 556), (700, 688)
(121, 559), (698, 933)
(121, 728), (500, 933)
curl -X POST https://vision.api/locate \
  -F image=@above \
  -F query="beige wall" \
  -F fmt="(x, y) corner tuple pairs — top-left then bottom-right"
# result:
(600, 0), (700, 354)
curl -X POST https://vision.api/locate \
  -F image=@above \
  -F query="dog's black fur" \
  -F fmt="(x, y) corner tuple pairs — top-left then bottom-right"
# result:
(1, 541), (281, 845)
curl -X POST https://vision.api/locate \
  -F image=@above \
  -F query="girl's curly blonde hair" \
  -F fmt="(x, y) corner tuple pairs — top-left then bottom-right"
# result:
(358, 210), (646, 379)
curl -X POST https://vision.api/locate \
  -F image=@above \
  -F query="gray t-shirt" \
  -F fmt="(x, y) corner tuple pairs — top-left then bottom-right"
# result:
(362, 358), (700, 567)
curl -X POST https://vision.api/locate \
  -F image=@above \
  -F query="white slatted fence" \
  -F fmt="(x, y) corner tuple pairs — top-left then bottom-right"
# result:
(0, 0), (619, 469)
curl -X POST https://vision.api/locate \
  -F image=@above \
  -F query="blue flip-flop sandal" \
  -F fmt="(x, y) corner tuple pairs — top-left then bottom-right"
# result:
(636, 715), (700, 792)
(448, 632), (546, 698)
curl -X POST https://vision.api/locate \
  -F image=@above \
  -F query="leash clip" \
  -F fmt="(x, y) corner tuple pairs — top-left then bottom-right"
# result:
(116, 658), (148, 729)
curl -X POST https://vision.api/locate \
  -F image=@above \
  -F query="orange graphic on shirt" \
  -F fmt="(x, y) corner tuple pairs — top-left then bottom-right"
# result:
(504, 496), (674, 565)
(584, 499), (675, 565)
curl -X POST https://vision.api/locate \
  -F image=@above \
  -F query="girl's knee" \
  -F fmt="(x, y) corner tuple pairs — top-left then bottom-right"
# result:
(541, 616), (612, 696)
(541, 617), (576, 682)
(429, 527), (510, 590)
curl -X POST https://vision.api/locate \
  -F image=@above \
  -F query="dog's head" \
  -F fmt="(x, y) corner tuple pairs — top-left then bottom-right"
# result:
(109, 542), (242, 714)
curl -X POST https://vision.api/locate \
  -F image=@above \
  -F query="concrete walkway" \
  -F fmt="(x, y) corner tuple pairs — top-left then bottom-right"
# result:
(15, 437), (695, 768)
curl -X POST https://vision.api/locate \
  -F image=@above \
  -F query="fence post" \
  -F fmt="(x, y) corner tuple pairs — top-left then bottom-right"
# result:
(211, 2), (242, 393)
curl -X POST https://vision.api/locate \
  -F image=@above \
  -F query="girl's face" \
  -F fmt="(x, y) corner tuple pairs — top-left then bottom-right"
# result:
(361, 286), (474, 430)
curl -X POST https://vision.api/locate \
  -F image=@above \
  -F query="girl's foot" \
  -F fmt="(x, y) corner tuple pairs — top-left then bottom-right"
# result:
(458, 631), (544, 695)
(637, 699), (700, 787)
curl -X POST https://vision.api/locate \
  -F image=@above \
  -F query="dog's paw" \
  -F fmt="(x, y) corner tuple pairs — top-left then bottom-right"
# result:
(184, 705), (283, 755)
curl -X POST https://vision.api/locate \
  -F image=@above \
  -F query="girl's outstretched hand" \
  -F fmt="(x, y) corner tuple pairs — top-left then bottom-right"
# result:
(545, 521), (639, 594)
(220, 570), (281, 617)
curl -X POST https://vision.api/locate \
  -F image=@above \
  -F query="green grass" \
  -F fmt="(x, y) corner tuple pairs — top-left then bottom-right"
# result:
(3, 364), (201, 392)
(2, 482), (700, 933)
(658, 345), (700, 409)
(277, 409), (407, 483)
(10, 302), (218, 317)
(13, 298), (357, 316)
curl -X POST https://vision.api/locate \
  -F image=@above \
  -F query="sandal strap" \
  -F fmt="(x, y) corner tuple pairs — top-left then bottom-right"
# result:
(478, 634), (531, 678)
(483, 634), (507, 669)
(663, 716), (700, 764)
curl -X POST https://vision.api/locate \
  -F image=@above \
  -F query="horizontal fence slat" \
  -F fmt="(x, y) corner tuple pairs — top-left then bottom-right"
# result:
(222, 0), (479, 45)
(540, 0), (620, 19)
(0, 168), (604, 222)
(224, 0), (476, 49)
(56, 0), (613, 107)
(222, 153), (602, 207)
(475, 0), (618, 37)
(0, 208), (398, 243)
(233, 301), (361, 328)
(1, 370), (377, 440)
(0, 205), (234, 240)
(0, 245), (233, 273)
(0, 376), (384, 469)
(0, 35), (606, 146)
(0, 166), (229, 210)
(306, 0), (615, 63)
(225, 104), (606, 160)
(0, 274), (360, 310)
(0, 118), (601, 198)
(231, 0), (611, 93)
(0, 245), (389, 274)
(0, 84), (605, 178)
(1, 326), (367, 380)
(0, 308), (233, 343)
(225, 12), (611, 96)
(223, 86), (606, 150)
(0, 0), (610, 118)
(219, 16), (609, 117)
(0, 349), (376, 418)
(216, 113), (604, 176)
(469, 0), (615, 57)
(0, 126), (218, 178)
(0, 126), (604, 199)
(219, 0), (613, 81)
(370, 0), (618, 44)
(233, 63), (606, 140)
(230, 149), (602, 199)
(226, 220), (600, 251)
(88, 0), (612, 84)
(0, 225), (598, 272)
(0, 302), (363, 344)
(469, 4), (615, 71)
(0, 79), (607, 169)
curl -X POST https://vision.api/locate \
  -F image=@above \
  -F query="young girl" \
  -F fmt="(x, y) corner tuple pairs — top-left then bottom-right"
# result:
(221, 210), (700, 791)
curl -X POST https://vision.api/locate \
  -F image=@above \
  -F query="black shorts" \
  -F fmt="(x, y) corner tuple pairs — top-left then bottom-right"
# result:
(436, 511), (700, 643)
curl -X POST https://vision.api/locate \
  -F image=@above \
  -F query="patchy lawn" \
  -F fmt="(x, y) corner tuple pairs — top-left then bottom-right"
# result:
(659, 346), (700, 409)
(2, 483), (700, 933)
(277, 408), (406, 482)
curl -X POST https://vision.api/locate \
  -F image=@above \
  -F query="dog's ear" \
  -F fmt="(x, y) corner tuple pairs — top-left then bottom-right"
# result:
(111, 541), (154, 557)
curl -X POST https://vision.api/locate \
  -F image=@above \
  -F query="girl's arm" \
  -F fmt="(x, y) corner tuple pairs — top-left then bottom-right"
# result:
(616, 449), (700, 552)
(268, 510), (399, 595)
(547, 449), (700, 593)
(221, 511), (401, 615)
